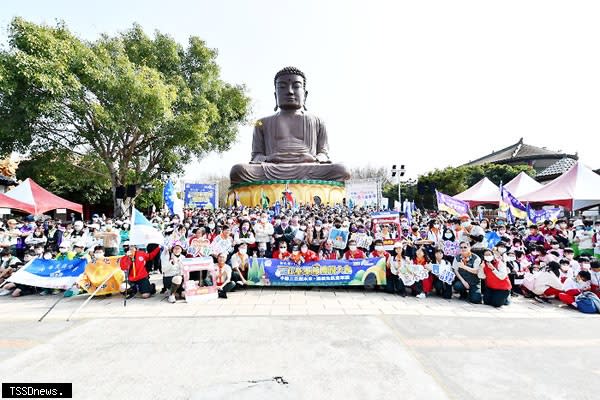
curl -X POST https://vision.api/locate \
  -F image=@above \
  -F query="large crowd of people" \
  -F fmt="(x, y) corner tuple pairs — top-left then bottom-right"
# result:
(1, 205), (599, 310)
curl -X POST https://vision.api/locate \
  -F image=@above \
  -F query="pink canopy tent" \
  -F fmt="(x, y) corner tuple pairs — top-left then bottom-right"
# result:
(454, 177), (500, 206)
(0, 193), (36, 214)
(4, 178), (83, 214)
(504, 172), (543, 198)
(519, 162), (600, 211)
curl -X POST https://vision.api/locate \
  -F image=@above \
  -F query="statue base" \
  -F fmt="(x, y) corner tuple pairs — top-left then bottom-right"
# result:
(227, 180), (346, 207)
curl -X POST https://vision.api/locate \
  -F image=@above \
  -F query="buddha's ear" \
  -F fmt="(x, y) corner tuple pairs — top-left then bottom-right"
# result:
(304, 90), (309, 111)
(274, 92), (278, 111)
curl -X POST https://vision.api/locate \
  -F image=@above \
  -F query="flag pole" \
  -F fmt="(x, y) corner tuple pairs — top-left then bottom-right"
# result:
(38, 296), (64, 322)
(66, 269), (118, 321)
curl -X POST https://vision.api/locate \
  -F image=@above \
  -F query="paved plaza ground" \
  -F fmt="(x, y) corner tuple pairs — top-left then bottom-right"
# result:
(1, 277), (599, 400)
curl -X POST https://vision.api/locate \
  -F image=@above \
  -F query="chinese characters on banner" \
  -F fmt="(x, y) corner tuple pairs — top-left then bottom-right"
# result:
(246, 257), (386, 286)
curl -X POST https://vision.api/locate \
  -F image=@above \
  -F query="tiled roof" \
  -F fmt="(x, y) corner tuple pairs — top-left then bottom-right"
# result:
(0, 174), (17, 185)
(465, 138), (575, 166)
(536, 158), (577, 178)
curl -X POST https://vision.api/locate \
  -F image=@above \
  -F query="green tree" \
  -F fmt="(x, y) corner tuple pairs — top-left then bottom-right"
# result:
(414, 164), (536, 209)
(16, 150), (112, 206)
(0, 18), (251, 215)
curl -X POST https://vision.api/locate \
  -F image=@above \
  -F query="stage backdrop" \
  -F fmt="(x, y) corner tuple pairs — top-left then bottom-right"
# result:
(184, 183), (218, 209)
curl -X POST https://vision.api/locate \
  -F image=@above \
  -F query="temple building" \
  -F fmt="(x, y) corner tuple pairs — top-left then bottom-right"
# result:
(462, 138), (579, 183)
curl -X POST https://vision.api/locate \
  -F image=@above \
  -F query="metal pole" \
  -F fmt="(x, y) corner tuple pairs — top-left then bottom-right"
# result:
(398, 174), (402, 212)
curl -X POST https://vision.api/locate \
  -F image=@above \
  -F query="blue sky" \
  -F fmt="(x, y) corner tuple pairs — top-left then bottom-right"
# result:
(2, 0), (599, 181)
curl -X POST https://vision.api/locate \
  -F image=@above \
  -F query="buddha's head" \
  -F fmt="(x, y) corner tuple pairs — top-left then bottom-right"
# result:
(274, 66), (307, 111)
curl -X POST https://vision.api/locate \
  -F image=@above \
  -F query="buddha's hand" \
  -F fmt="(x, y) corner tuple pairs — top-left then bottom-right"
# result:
(315, 153), (331, 163)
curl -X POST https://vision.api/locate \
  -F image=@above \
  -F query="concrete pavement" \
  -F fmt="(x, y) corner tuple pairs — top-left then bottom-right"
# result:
(1, 285), (598, 400)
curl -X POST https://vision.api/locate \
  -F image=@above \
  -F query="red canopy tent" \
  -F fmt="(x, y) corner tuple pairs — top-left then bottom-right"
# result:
(0, 192), (36, 214)
(454, 177), (500, 207)
(3, 178), (83, 214)
(519, 162), (600, 211)
(504, 172), (543, 198)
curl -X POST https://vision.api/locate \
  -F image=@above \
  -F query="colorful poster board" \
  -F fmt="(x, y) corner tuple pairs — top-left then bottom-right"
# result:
(245, 257), (386, 286)
(181, 257), (217, 302)
(184, 183), (217, 209)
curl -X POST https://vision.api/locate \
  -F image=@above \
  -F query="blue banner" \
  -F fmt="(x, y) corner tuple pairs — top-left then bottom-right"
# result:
(246, 257), (386, 286)
(8, 258), (88, 290)
(526, 206), (562, 224)
(184, 183), (217, 209)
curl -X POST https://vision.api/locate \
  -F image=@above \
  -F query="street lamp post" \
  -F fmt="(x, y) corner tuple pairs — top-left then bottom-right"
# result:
(391, 164), (406, 211)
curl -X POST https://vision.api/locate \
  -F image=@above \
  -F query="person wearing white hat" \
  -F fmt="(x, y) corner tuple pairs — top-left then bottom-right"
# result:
(55, 241), (74, 261)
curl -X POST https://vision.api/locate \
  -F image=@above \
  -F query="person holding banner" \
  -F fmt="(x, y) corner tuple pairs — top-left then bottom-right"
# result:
(479, 249), (511, 307)
(370, 239), (392, 284)
(387, 242), (407, 296)
(452, 242), (483, 304)
(318, 239), (339, 260)
(272, 241), (291, 260)
(431, 248), (453, 299)
(230, 243), (250, 286)
(119, 244), (161, 299)
(343, 239), (366, 260)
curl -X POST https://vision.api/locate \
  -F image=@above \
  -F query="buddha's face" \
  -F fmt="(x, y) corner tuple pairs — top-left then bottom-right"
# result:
(275, 74), (306, 110)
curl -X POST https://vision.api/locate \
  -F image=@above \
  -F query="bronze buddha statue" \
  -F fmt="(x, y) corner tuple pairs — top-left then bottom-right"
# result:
(230, 67), (350, 184)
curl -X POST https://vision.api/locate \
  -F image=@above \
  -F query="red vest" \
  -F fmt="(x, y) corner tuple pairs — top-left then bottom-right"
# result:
(484, 263), (512, 290)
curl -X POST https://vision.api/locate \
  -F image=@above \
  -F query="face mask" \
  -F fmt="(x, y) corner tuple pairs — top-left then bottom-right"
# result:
(35, 249), (43, 255)
(315, 226), (321, 231)
(43, 254), (52, 260)
(105, 224), (113, 230)
(242, 226), (248, 232)
(498, 248), (506, 254)
(375, 245), (384, 252)
(94, 252), (104, 258)
(261, 218), (268, 223)
(60, 248), (68, 253)
(280, 247), (287, 252)
(300, 226), (307, 231)
(184, 223), (190, 228)
(208, 223), (215, 229)
(444, 232), (453, 238)
(560, 265), (569, 272)
(239, 248), (247, 255)
(2, 256), (9, 262)
(461, 222), (470, 228)
(507, 256), (516, 262)
(551, 244), (559, 249)
(281, 223), (288, 228)
(484, 255), (494, 262)
(560, 223), (567, 229)
(358, 228), (365, 233)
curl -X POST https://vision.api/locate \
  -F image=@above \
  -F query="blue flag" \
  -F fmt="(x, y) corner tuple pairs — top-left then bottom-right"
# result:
(129, 208), (164, 246)
(8, 258), (88, 289)
(163, 179), (176, 215)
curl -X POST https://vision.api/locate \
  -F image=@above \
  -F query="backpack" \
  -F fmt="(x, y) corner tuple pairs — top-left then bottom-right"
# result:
(575, 292), (600, 314)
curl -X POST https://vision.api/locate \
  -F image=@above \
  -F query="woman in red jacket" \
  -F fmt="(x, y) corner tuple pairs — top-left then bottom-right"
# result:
(480, 249), (512, 307)
(120, 244), (161, 299)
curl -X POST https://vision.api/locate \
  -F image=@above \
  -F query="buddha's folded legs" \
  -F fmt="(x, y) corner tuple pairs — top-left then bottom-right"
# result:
(230, 163), (350, 184)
